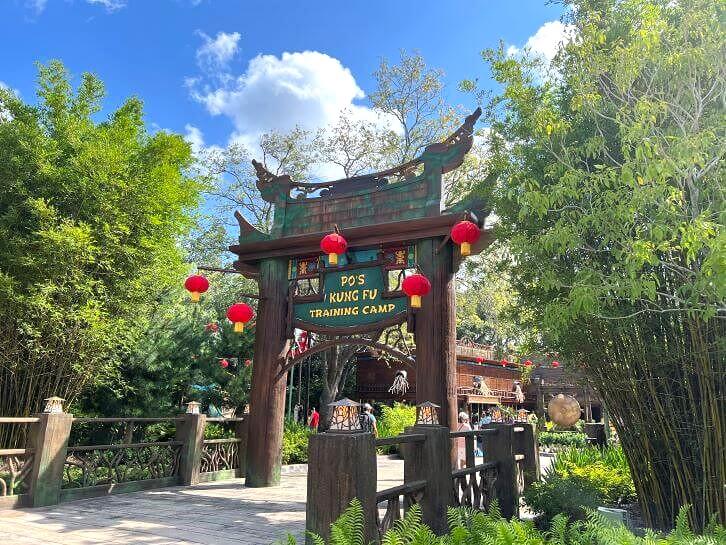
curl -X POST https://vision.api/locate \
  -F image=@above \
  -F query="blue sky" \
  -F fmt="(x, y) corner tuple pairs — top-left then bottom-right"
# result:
(1, 0), (566, 158)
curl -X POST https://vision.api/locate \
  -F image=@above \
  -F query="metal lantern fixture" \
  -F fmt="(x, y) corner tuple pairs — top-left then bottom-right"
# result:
(416, 401), (440, 426)
(327, 398), (362, 433)
(184, 274), (209, 303)
(43, 396), (65, 414)
(450, 220), (481, 256)
(402, 273), (431, 309)
(227, 302), (254, 333)
(320, 232), (348, 266)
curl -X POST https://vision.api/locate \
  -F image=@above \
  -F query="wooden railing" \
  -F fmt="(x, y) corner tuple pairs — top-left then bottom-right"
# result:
(373, 433), (427, 539)
(0, 412), (248, 508)
(451, 462), (497, 509)
(375, 480), (426, 538)
(306, 422), (540, 543)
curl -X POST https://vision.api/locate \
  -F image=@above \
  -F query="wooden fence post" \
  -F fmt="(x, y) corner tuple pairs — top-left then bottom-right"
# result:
(482, 423), (518, 519)
(306, 432), (377, 544)
(513, 423), (540, 487)
(403, 425), (451, 535)
(28, 412), (73, 507)
(584, 422), (606, 447)
(234, 418), (248, 477)
(177, 413), (206, 486)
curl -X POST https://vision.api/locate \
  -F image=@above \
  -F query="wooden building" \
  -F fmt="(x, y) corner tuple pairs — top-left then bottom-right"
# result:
(528, 366), (602, 422)
(356, 340), (603, 421)
(356, 341), (524, 413)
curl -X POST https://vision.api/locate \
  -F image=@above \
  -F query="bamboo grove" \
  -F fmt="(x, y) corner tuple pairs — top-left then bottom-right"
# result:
(478, 0), (725, 530)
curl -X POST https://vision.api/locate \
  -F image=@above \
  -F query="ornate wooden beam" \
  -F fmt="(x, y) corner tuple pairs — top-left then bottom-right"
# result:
(230, 213), (488, 264)
(275, 338), (415, 381)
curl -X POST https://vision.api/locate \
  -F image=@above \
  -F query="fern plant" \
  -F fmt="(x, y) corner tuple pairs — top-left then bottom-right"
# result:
(284, 501), (725, 545)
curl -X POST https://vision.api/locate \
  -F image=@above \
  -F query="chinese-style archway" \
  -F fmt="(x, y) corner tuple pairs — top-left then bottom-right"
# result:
(231, 108), (491, 486)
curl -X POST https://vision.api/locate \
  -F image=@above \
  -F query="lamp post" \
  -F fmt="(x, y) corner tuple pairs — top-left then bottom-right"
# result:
(415, 401), (440, 426)
(327, 398), (363, 433)
(43, 396), (65, 414)
(308, 398), (376, 542)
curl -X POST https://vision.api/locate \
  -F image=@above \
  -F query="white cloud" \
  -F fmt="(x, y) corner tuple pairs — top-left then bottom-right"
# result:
(25, 0), (47, 14)
(86, 0), (127, 11)
(184, 124), (207, 156)
(0, 81), (19, 122)
(507, 20), (575, 64)
(196, 31), (241, 72)
(191, 50), (381, 140)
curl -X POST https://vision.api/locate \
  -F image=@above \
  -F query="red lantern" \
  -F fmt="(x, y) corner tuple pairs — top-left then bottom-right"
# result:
(320, 233), (347, 266)
(500, 359), (508, 367)
(220, 358), (229, 369)
(184, 274), (209, 302)
(227, 303), (254, 333)
(244, 359), (252, 367)
(476, 356), (484, 364)
(524, 360), (533, 367)
(552, 360), (560, 368)
(402, 273), (431, 309)
(450, 221), (481, 257)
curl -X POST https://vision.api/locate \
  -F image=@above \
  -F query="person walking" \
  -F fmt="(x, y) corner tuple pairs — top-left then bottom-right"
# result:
(456, 411), (472, 469)
(308, 407), (319, 431)
(360, 403), (378, 437)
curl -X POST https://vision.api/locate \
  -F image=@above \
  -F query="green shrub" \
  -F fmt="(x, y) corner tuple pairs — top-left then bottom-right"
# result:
(287, 499), (725, 545)
(553, 446), (636, 505)
(524, 474), (601, 523)
(377, 402), (416, 454)
(525, 446), (637, 525)
(539, 430), (587, 449)
(203, 423), (235, 439)
(282, 419), (311, 465)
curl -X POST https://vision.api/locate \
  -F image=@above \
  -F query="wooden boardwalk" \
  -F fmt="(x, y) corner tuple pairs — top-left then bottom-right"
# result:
(0, 457), (405, 545)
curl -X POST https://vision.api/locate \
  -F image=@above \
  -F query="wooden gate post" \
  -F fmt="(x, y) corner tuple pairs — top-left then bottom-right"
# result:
(28, 411), (73, 507)
(177, 412), (206, 486)
(246, 257), (289, 487)
(584, 422), (606, 448)
(306, 432), (377, 544)
(513, 423), (540, 487)
(482, 423), (518, 519)
(403, 425), (451, 535)
(414, 238), (457, 433)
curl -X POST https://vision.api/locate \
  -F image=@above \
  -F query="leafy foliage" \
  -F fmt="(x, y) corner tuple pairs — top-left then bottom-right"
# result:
(0, 61), (199, 439)
(377, 403), (417, 454)
(553, 447), (637, 506)
(526, 446), (637, 525)
(525, 475), (603, 526)
(473, 0), (725, 529)
(75, 271), (256, 418)
(295, 499), (724, 545)
(538, 431), (588, 450)
(282, 419), (312, 465)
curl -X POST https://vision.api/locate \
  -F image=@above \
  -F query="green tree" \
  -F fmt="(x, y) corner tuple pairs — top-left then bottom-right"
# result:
(77, 272), (256, 417)
(0, 61), (200, 435)
(474, 0), (724, 529)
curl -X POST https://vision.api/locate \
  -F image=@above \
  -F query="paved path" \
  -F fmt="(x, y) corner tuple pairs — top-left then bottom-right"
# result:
(2, 455), (554, 544)
(0, 457), (405, 545)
